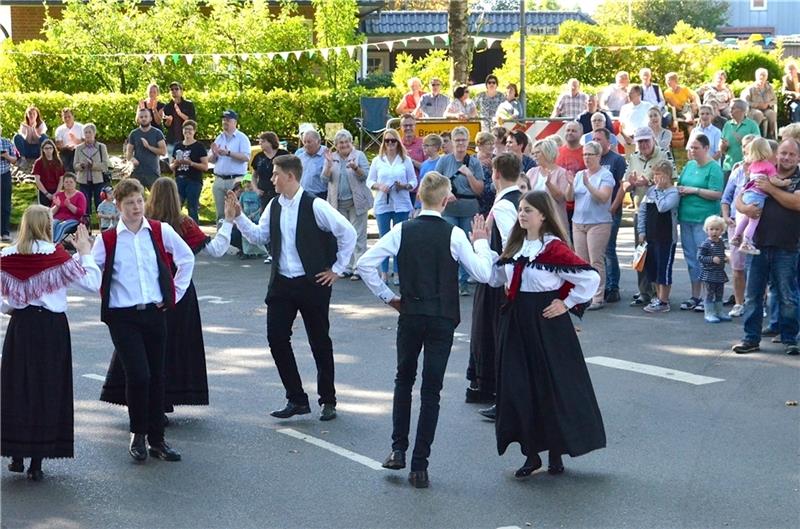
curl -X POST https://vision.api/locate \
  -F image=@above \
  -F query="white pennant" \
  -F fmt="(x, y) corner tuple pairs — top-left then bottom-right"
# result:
(253, 53), (262, 60)
(185, 54), (194, 65)
(321, 48), (330, 59)
(293, 51), (302, 60)
(346, 46), (356, 58)
(334, 47), (342, 56)
(279, 52), (289, 61)
(266, 53), (275, 60)
(486, 38), (497, 48)
(212, 54), (221, 65)
(240, 53), (249, 61)
(157, 54), (167, 65)
(143, 53), (153, 62)
(386, 41), (394, 52)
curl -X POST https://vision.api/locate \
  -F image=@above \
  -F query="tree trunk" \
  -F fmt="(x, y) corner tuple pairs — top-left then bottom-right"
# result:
(448, 0), (470, 85)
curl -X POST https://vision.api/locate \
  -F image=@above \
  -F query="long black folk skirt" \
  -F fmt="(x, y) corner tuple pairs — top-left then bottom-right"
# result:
(495, 290), (605, 459)
(467, 283), (506, 393)
(1, 306), (74, 459)
(100, 281), (209, 410)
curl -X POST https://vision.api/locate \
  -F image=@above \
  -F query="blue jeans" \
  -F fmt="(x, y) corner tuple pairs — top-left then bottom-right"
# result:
(80, 182), (103, 219)
(13, 133), (47, 160)
(442, 214), (473, 285)
(177, 177), (203, 223)
(767, 258), (800, 339)
(680, 221), (706, 285)
(742, 248), (799, 345)
(604, 208), (622, 291)
(376, 211), (410, 274)
(1, 171), (10, 236)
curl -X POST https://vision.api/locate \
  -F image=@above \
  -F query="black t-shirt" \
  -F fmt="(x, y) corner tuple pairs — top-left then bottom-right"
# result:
(163, 99), (197, 144)
(173, 141), (208, 182)
(252, 148), (288, 201)
(754, 167), (800, 250)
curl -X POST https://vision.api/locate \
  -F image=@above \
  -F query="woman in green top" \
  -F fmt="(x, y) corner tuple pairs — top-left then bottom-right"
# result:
(720, 98), (761, 176)
(677, 134), (724, 311)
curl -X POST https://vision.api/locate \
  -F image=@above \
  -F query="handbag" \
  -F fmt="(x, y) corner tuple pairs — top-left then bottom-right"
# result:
(99, 146), (112, 184)
(631, 242), (648, 272)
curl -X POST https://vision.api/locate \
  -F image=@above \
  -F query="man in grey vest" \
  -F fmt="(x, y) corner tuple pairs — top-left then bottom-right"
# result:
(228, 155), (356, 421)
(357, 172), (493, 488)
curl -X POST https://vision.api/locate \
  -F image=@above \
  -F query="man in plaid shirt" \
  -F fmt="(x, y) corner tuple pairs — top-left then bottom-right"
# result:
(0, 125), (19, 242)
(551, 78), (589, 119)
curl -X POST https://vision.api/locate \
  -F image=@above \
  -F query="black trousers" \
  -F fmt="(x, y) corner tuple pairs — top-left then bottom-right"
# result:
(105, 306), (167, 443)
(392, 314), (455, 472)
(266, 275), (335, 407)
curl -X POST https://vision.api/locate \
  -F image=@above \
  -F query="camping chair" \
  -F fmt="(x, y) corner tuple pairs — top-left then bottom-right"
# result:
(354, 97), (390, 151)
(324, 122), (344, 147)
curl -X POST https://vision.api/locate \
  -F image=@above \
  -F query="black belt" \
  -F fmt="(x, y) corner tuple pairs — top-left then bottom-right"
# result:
(215, 174), (244, 180)
(110, 303), (159, 312)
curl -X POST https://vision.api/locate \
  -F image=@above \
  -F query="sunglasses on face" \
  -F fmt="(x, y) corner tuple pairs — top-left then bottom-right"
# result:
(487, 81), (497, 85)
(431, 83), (441, 86)
(384, 138), (398, 144)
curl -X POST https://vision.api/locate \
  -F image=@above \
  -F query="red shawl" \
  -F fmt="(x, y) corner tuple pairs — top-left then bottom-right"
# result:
(180, 217), (210, 254)
(1, 245), (85, 305)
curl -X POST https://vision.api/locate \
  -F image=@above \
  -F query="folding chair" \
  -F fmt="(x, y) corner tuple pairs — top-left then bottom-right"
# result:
(324, 122), (344, 147)
(354, 97), (390, 151)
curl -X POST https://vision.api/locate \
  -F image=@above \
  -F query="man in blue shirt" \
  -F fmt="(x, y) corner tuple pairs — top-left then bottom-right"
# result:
(296, 129), (328, 199)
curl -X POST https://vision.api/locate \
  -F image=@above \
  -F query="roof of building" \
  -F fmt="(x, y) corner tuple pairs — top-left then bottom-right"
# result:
(362, 10), (595, 36)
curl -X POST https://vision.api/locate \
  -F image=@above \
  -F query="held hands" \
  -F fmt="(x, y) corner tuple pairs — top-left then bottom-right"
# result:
(542, 298), (568, 319)
(315, 269), (339, 287)
(470, 214), (489, 242)
(723, 215), (735, 228)
(388, 297), (402, 312)
(224, 191), (242, 219)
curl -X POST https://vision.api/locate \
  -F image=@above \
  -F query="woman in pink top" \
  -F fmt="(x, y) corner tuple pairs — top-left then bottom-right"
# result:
(50, 173), (86, 242)
(526, 138), (570, 231)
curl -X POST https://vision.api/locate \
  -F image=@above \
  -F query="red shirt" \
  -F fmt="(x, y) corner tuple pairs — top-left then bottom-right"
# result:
(556, 145), (586, 213)
(53, 191), (87, 222)
(33, 159), (65, 193)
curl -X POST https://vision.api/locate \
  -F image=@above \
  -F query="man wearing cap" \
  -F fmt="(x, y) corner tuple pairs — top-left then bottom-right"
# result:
(163, 82), (196, 159)
(210, 110), (251, 222)
(126, 107), (167, 189)
(417, 78), (450, 118)
(624, 126), (671, 306)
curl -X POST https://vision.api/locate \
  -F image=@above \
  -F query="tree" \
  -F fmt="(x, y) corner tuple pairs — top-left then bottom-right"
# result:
(595, 0), (729, 36)
(448, 0), (470, 85)
(312, 0), (362, 90)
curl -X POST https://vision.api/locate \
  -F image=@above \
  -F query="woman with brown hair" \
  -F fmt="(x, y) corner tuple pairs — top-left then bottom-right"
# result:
(100, 177), (233, 421)
(13, 105), (48, 169)
(1, 206), (99, 481)
(488, 191), (604, 478)
(32, 139), (65, 206)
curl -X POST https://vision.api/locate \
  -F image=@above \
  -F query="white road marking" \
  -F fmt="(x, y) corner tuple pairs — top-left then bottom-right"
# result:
(496, 526), (522, 529)
(82, 374), (106, 381)
(277, 428), (385, 471)
(196, 295), (233, 304)
(585, 356), (724, 385)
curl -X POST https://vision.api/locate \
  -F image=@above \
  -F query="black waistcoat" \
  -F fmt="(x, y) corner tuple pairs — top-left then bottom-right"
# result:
(490, 189), (522, 253)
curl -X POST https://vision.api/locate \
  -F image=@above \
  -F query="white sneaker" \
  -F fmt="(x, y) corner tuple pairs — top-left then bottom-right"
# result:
(729, 304), (744, 317)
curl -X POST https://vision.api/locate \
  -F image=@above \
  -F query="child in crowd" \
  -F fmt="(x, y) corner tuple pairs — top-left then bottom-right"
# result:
(690, 105), (722, 161)
(636, 160), (680, 313)
(697, 215), (731, 323)
(516, 174), (530, 193)
(415, 134), (443, 212)
(96, 185), (118, 231)
(732, 137), (787, 255)
(440, 132), (453, 155)
(238, 175), (267, 259)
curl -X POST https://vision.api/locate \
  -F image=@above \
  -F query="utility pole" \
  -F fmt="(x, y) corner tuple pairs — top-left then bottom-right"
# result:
(519, 0), (526, 120)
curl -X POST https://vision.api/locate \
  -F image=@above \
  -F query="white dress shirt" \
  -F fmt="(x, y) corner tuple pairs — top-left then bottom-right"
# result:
(619, 101), (654, 136)
(488, 235), (599, 309)
(235, 186), (356, 277)
(203, 221), (233, 257)
(356, 210), (493, 303)
(366, 155), (417, 214)
(91, 218), (195, 307)
(490, 185), (520, 249)
(1, 241), (101, 314)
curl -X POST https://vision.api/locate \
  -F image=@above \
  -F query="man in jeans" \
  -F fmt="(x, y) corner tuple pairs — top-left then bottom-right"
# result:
(0, 126), (19, 242)
(732, 139), (800, 356)
(592, 128), (627, 303)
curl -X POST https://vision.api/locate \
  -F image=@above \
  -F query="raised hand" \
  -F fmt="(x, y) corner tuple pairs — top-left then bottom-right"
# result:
(71, 224), (92, 255)
(225, 191), (242, 218)
(470, 213), (489, 242)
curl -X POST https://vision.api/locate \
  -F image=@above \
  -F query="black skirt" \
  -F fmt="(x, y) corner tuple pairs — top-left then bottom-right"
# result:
(100, 281), (209, 409)
(467, 283), (506, 392)
(495, 290), (605, 458)
(1, 306), (74, 459)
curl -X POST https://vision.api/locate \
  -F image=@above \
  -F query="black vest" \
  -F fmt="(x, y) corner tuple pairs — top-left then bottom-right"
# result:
(268, 191), (338, 294)
(644, 201), (673, 243)
(396, 215), (460, 324)
(490, 189), (522, 253)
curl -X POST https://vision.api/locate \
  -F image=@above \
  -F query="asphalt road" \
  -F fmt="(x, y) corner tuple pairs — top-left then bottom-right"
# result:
(2, 226), (798, 529)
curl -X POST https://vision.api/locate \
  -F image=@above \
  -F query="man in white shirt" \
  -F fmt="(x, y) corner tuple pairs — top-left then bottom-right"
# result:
(228, 154), (355, 422)
(619, 85), (654, 145)
(54, 108), (84, 172)
(91, 178), (194, 463)
(600, 71), (630, 116)
(210, 110), (251, 221)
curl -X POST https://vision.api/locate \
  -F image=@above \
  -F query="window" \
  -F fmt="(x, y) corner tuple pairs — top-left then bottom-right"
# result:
(751, 0), (767, 10)
(367, 53), (389, 74)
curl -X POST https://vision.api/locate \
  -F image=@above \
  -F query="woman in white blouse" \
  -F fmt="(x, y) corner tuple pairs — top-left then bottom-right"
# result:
(366, 129), (417, 283)
(1, 206), (100, 481)
(487, 191), (605, 479)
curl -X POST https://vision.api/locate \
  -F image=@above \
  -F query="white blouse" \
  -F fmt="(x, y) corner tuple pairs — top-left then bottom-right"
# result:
(1, 241), (101, 314)
(489, 236), (599, 309)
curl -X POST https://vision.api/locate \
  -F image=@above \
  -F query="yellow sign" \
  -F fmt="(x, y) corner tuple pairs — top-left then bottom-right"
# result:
(392, 119), (483, 140)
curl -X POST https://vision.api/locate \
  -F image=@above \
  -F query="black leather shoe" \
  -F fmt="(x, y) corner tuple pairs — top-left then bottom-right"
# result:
(319, 403), (337, 421)
(408, 470), (429, 488)
(270, 402), (311, 419)
(604, 288), (620, 303)
(479, 404), (496, 421)
(548, 452), (564, 475)
(8, 458), (23, 473)
(514, 454), (542, 479)
(465, 387), (495, 404)
(129, 433), (147, 462)
(382, 450), (406, 470)
(26, 469), (44, 481)
(148, 442), (182, 461)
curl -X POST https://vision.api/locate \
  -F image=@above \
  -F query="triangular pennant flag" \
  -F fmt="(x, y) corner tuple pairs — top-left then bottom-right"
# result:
(386, 41), (394, 52)
(293, 51), (302, 60)
(486, 38), (497, 48)
(171, 53), (180, 65)
(157, 54), (167, 65)
(185, 54), (194, 65)
(584, 46), (594, 57)
(321, 48), (330, 59)
(308, 50), (316, 58)
(266, 52), (275, 60)
(279, 52), (289, 61)
(143, 53), (154, 63)
(212, 54), (221, 65)
(253, 53), (262, 60)
(671, 44), (687, 52)
(765, 37), (774, 46)
(645, 45), (659, 52)
(346, 46), (356, 58)
(240, 53), (249, 61)
(425, 36), (436, 45)
(443, 36), (449, 46)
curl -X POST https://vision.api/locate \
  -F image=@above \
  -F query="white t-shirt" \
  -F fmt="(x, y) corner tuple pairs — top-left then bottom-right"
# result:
(55, 122), (85, 147)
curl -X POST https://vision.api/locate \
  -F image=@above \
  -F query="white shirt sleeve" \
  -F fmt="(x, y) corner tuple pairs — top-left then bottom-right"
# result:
(312, 198), (357, 275)
(404, 157), (418, 188)
(203, 221), (232, 258)
(559, 269), (600, 308)
(492, 199), (518, 248)
(91, 234), (106, 270)
(234, 199), (272, 246)
(450, 228), (493, 283)
(75, 253), (102, 292)
(160, 223), (195, 302)
(356, 224), (403, 303)
(487, 256), (507, 288)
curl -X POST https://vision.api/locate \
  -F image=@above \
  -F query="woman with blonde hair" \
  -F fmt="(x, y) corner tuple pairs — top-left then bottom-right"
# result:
(396, 77), (425, 115)
(1, 206), (99, 481)
(100, 177), (233, 421)
(526, 138), (570, 231)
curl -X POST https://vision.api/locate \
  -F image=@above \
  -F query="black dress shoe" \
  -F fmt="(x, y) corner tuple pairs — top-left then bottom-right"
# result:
(514, 454), (542, 479)
(26, 469), (44, 481)
(319, 403), (337, 421)
(129, 433), (147, 462)
(478, 404), (496, 420)
(8, 458), (24, 473)
(465, 387), (495, 404)
(148, 442), (182, 461)
(270, 402), (311, 419)
(548, 452), (564, 475)
(408, 470), (429, 488)
(604, 288), (620, 303)
(382, 450), (406, 470)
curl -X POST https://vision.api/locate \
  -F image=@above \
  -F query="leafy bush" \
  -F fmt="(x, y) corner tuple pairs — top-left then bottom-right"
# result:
(392, 49), (454, 94)
(358, 72), (395, 89)
(707, 48), (784, 85)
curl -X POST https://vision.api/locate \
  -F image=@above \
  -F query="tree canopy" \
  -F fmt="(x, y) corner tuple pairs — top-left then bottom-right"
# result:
(595, 0), (729, 36)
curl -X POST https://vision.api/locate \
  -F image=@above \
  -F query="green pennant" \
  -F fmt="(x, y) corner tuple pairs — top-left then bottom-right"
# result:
(171, 53), (180, 65)
(584, 46), (594, 57)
